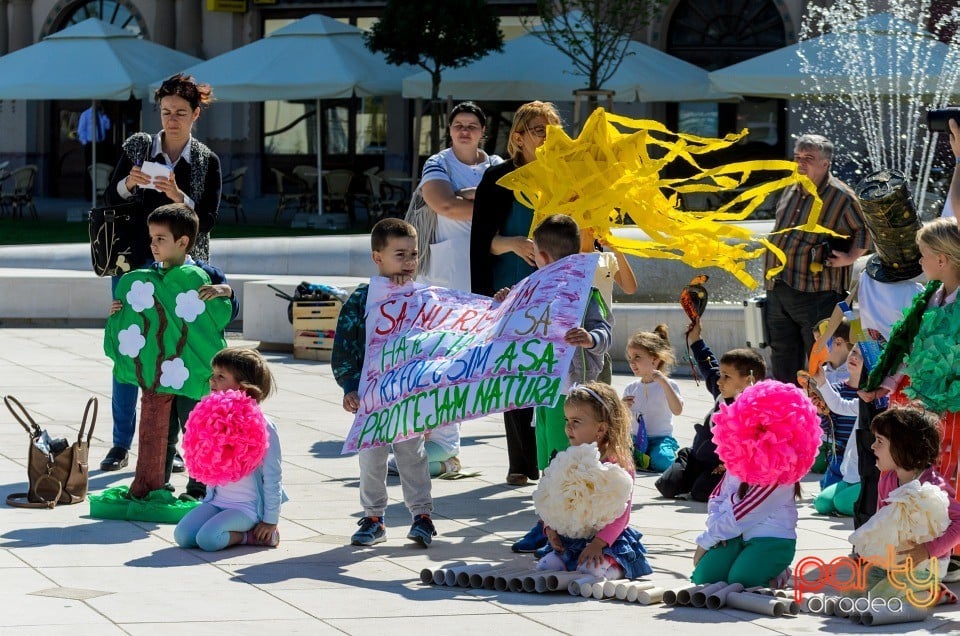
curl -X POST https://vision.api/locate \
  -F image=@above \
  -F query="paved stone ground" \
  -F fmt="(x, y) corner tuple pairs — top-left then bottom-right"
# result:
(1, 327), (959, 635)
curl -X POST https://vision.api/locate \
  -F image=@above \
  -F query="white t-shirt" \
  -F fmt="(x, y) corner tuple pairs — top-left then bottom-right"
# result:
(592, 251), (619, 308)
(418, 148), (503, 291)
(622, 378), (683, 438)
(209, 472), (259, 521)
(426, 421), (460, 454)
(857, 272), (926, 340)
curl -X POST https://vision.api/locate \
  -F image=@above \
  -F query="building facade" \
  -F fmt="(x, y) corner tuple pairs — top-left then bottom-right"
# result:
(1, 0), (808, 199)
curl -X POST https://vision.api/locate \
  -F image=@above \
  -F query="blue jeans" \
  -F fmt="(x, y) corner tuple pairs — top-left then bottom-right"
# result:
(174, 503), (257, 551)
(111, 274), (139, 449)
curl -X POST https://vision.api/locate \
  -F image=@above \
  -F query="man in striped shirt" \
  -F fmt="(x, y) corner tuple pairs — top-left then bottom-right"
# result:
(763, 134), (869, 384)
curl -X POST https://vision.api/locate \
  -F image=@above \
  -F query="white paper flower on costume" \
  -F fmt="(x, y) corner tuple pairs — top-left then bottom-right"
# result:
(125, 280), (155, 312)
(175, 289), (206, 323)
(159, 358), (189, 390)
(850, 480), (950, 560)
(533, 443), (633, 539)
(117, 324), (146, 357)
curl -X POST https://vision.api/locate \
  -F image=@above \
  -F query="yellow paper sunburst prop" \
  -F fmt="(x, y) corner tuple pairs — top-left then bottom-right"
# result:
(496, 108), (846, 288)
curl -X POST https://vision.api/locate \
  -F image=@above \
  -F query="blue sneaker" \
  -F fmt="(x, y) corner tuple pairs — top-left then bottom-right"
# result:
(351, 516), (386, 546)
(512, 520), (547, 553)
(407, 514), (437, 547)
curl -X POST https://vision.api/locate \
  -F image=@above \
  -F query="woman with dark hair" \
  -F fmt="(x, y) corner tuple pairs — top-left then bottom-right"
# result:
(470, 101), (561, 492)
(417, 101), (502, 292)
(99, 73), (221, 475)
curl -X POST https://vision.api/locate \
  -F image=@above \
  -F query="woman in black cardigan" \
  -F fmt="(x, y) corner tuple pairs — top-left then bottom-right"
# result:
(99, 73), (221, 474)
(105, 73), (221, 269)
(470, 101), (561, 491)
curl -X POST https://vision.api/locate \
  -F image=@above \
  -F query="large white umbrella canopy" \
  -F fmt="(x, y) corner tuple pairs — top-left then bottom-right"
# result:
(0, 18), (202, 207)
(709, 13), (960, 99)
(401, 30), (727, 102)
(162, 13), (413, 210)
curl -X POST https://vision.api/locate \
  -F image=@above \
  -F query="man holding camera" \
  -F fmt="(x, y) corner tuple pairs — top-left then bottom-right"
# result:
(763, 134), (869, 384)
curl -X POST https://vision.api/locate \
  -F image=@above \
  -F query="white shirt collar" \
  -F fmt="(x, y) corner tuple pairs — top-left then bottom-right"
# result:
(151, 131), (193, 167)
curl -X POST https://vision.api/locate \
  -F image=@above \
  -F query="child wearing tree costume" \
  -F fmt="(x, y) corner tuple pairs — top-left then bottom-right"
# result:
(105, 204), (237, 499)
(861, 217), (960, 576)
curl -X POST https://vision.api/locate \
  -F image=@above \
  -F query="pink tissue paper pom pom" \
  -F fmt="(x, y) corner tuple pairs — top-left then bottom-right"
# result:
(712, 379), (821, 486)
(182, 389), (269, 486)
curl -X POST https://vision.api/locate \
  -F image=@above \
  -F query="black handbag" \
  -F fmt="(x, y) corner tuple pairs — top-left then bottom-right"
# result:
(88, 202), (143, 277)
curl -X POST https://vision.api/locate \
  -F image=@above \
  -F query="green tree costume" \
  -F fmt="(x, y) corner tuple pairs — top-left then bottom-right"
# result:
(104, 266), (232, 497)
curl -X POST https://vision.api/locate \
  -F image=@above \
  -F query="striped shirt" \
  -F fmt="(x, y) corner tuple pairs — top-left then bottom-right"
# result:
(764, 174), (868, 293)
(696, 473), (798, 549)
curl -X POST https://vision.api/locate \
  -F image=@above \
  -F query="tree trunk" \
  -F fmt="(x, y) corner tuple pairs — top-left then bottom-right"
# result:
(129, 391), (174, 498)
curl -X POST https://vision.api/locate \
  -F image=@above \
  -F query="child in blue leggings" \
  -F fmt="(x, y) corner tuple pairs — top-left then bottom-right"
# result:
(174, 348), (287, 551)
(622, 325), (683, 472)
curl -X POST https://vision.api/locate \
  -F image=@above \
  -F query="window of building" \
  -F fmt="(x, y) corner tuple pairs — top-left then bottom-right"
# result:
(666, 0), (787, 154)
(57, 0), (146, 35)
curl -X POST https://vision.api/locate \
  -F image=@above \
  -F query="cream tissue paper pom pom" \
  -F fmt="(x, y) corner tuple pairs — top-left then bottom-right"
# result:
(850, 480), (950, 561)
(533, 443), (633, 539)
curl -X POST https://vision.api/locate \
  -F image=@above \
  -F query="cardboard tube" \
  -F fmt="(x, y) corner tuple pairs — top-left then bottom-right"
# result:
(568, 575), (599, 596)
(603, 579), (631, 599)
(677, 584), (706, 606)
(691, 581), (728, 608)
(663, 584), (698, 606)
(591, 581), (607, 599)
(860, 601), (931, 626)
(522, 574), (544, 593)
(615, 581), (655, 600)
(781, 599), (800, 615)
(419, 568), (435, 584)
(705, 583), (744, 610)
(471, 566), (516, 588)
(801, 593), (825, 613)
(534, 575), (552, 593)
(823, 596), (837, 616)
(637, 587), (666, 605)
(497, 570), (532, 591)
(433, 569), (447, 585)
(453, 564), (494, 587)
(507, 574), (527, 593)
(484, 567), (528, 590)
(725, 592), (785, 617)
(544, 571), (582, 592)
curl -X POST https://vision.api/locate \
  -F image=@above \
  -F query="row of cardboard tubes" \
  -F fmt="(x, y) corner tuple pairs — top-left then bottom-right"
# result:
(419, 564), (928, 625)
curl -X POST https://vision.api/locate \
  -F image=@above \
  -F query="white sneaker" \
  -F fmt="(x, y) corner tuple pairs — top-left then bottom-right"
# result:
(942, 557), (960, 583)
(441, 457), (461, 474)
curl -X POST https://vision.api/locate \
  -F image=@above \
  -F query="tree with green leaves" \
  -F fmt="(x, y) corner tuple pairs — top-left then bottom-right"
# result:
(532, 0), (666, 114)
(365, 0), (504, 153)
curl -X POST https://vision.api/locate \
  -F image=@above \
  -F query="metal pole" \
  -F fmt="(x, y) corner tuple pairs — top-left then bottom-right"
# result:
(316, 97), (323, 216)
(91, 99), (97, 210)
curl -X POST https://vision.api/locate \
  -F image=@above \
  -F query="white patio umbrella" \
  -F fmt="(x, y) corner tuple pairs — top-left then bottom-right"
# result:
(163, 14), (414, 212)
(0, 18), (202, 208)
(402, 30), (728, 103)
(709, 13), (960, 99)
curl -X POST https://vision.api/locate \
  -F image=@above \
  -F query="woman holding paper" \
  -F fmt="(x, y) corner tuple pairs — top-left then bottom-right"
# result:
(105, 73), (222, 267)
(99, 73), (221, 475)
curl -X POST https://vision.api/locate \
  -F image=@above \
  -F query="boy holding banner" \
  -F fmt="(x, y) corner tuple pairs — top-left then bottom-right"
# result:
(332, 219), (436, 548)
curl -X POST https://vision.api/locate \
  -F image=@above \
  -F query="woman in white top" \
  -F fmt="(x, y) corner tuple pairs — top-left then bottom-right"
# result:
(418, 102), (503, 291)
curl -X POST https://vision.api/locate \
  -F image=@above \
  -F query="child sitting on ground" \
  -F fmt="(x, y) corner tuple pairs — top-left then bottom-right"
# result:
(692, 380), (821, 588)
(622, 325), (683, 472)
(813, 345), (864, 494)
(534, 382), (652, 579)
(498, 214), (612, 554)
(332, 218), (436, 548)
(850, 407), (960, 605)
(174, 348), (286, 551)
(656, 317), (765, 501)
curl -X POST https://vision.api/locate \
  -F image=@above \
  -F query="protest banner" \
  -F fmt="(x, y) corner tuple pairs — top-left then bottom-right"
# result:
(341, 253), (600, 453)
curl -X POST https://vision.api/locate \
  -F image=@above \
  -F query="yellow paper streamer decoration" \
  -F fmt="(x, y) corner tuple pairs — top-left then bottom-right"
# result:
(496, 108), (847, 289)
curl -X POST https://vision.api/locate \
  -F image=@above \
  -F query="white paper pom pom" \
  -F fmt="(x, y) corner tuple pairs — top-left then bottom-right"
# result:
(850, 480), (950, 560)
(533, 443), (633, 539)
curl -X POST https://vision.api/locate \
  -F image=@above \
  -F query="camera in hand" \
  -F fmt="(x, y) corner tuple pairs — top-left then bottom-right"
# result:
(927, 106), (960, 133)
